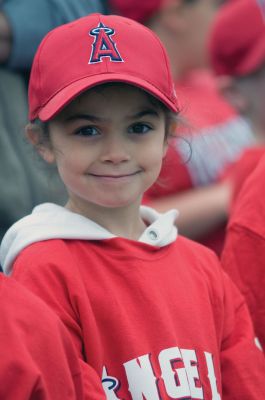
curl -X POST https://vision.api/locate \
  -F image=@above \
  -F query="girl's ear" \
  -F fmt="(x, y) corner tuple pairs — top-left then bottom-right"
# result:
(25, 123), (55, 164)
(163, 120), (178, 157)
(163, 139), (168, 158)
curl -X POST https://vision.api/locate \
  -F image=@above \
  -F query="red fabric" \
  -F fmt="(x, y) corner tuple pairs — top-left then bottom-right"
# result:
(201, 147), (265, 255)
(223, 146), (265, 210)
(28, 14), (178, 121)
(176, 69), (236, 129)
(0, 274), (84, 400)
(209, 0), (265, 76)
(12, 236), (265, 399)
(199, 224), (226, 256)
(221, 153), (265, 350)
(109, 0), (162, 23)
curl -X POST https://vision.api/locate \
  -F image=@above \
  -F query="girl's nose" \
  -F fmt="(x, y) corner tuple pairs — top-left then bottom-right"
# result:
(100, 135), (131, 164)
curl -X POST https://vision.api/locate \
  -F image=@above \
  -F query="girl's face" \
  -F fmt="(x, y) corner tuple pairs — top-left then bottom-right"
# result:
(40, 84), (171, 216)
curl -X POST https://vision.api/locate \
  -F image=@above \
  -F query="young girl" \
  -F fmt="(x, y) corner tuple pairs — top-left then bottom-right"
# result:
(1, 13), (265, 399)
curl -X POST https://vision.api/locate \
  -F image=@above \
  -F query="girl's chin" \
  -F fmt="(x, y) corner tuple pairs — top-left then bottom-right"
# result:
(67, 191), (142, 212)
(94, 199), (137, 209)
(93, 194), (142, 209)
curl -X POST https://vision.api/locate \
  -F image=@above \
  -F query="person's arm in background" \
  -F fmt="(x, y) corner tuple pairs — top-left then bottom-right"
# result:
(145, 179), (231, 239)
(1, 0), (104, 69)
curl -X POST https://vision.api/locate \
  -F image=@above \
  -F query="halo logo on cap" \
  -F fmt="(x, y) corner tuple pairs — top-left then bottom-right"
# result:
(89, 22), (123, 64)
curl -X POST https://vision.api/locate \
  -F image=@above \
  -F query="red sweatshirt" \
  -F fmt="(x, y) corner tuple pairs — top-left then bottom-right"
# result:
(0, 273), (84, 400)
(1, 204), (265, 399)
(221, 146), (265, 210)
(221, 153), (265, 350)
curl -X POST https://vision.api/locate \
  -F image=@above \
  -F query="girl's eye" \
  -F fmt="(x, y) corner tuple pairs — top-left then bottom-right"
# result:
(74, 126), (99, 137)
(128, 123), (152, 135)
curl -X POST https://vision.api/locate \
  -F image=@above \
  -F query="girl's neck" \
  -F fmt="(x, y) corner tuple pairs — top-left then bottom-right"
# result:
(65, 199), (147, 240)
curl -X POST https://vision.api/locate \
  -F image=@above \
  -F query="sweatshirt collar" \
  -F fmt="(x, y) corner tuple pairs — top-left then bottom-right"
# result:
(0, 203), (178, 275)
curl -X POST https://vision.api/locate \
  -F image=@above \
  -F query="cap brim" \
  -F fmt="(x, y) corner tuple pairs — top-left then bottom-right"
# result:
(38, 73), (179, 121)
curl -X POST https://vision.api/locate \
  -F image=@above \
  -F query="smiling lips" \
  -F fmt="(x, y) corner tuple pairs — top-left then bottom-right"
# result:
(89, 171), (141, 180)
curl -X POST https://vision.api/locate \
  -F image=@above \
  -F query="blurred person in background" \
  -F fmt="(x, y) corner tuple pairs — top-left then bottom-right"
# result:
(209, 0), (265, 209)
(110, 0), (255, 256)
(0, 0), (106, 242)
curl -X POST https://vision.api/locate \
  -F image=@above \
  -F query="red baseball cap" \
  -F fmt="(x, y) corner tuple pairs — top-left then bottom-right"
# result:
(109, 0), (162, 24)
(208, 0), (265, 76)
(29, 13), (179, 122)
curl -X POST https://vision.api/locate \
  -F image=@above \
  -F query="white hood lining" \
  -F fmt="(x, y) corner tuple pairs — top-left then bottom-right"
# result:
(0, 203), (178, 275)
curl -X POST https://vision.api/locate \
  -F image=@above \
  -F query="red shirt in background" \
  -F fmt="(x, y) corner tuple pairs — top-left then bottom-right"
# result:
(0, 273), (84, 400)
(221, 153), (265, 349)
(223, 146), (265, 210)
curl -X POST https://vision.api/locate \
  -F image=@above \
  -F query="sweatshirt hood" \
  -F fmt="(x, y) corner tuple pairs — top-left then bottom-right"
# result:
(0, 203), (178, 275)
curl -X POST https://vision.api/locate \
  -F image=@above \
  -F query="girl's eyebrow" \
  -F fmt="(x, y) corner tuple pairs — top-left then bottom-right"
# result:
(128, 108), (160, 119)
(64, 114), (102, 122)
(64, 108), (159, 123)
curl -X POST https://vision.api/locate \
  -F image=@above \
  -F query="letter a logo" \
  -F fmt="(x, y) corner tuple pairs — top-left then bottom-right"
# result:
(89, 22), (123, 64)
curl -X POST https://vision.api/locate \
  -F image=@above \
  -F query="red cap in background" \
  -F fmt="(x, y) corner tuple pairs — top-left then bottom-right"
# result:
(28, 13), (179, 122)
(209, 0), (265, 76)
(109, 0), (162, 24)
